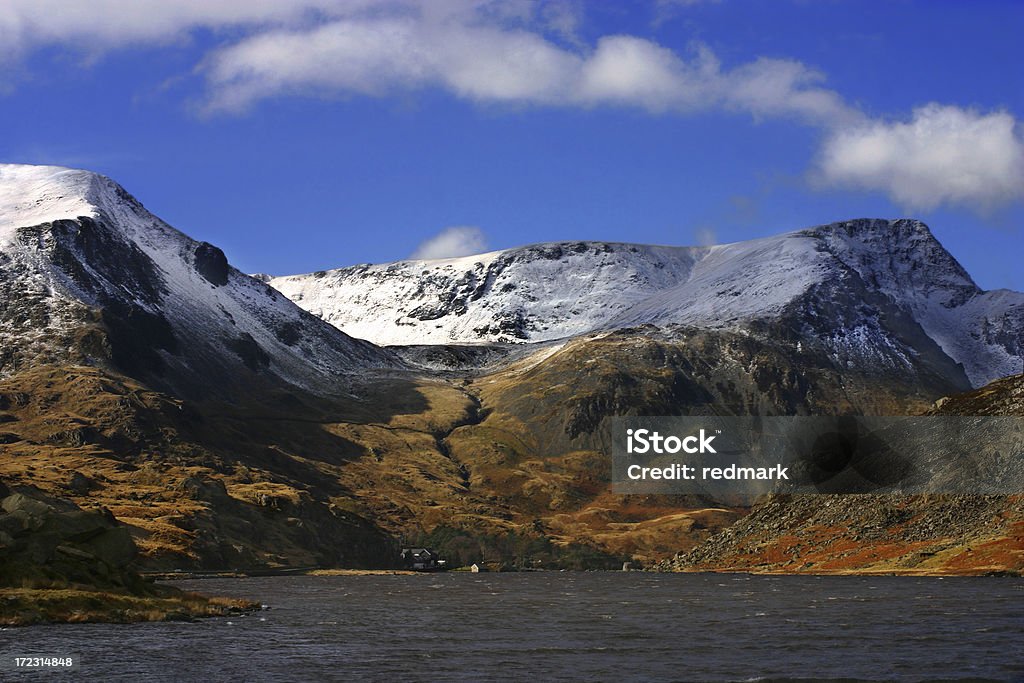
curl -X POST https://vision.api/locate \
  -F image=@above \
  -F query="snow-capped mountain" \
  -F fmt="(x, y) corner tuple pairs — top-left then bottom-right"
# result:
(269, 242), (706, 346)
(0, 164), (396, 397)
(268, 219), (1023, 388)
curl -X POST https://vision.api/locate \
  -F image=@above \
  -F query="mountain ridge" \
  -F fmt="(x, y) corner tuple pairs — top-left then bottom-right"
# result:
(268, 220), (1024, 388)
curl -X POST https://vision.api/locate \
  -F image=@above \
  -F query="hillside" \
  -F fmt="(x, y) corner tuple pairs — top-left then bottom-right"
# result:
(660, 374), (1024, 575)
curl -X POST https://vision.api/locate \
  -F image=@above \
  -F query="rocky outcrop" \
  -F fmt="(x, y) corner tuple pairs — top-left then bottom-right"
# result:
(193, 242), (229, 286)
(0, 483), (142, 590)
(0, 481), (261, 626)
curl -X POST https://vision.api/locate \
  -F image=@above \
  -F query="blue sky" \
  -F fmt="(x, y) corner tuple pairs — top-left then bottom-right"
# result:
(1, 0), (1022, 289)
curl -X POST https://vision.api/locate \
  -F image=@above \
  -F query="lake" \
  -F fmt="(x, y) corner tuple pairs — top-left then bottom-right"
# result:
(5, 573), (1023, 681)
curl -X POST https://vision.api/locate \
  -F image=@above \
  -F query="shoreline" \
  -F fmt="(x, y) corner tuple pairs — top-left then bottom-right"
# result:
(147, 566), (1024, 580)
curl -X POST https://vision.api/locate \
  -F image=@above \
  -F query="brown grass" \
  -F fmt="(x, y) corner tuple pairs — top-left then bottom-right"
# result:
(0, 588), (259, 626)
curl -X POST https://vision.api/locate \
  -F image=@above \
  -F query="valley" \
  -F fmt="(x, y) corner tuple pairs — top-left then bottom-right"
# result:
(1, 163), (1022, 588)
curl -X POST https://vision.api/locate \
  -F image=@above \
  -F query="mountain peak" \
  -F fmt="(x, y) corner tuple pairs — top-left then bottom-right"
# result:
(0, 164), (124, 237)
(0, 163), (161, 250)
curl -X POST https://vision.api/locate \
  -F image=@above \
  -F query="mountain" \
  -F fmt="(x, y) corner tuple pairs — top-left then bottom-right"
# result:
(268, 220), (1024, 388)
(0, 164), (415, 569)
(0, 164), (397, 400)
(2, 163), (1021, 575)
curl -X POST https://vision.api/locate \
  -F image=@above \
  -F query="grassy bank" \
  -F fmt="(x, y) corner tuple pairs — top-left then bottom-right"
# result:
(0, 586), (259, 627)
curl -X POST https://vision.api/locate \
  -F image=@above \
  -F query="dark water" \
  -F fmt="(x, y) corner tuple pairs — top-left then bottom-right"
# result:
(4, 573), (1023, 682)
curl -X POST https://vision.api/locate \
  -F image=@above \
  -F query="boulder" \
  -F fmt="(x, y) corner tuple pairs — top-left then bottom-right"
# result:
(2, 493), (51, 517)
(194, 242), (229, 286)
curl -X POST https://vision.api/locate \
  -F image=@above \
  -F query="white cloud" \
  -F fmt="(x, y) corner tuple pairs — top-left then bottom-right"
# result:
(198, 10), (855, 125)
(722, 57), (861, 127)
(575, 36), (704, 112)
(0, 0), (349, 55)
(817, 104), (1024, 211)
(431, 23), (581, 103)
(411, 226), (488, 260)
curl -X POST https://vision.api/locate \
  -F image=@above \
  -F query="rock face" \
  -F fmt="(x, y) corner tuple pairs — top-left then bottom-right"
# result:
(269, 220), (1023, 388)
(0, 483), (140, 589)
(0, 164), (397, 400)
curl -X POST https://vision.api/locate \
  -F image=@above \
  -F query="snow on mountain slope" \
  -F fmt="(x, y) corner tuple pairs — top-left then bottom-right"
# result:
(0, 164), (396, 396)
(920, 289), (1024, 386)
(0, 166), (97, 242)
(606, 231), (831, 328)
(269, 219), (1023, 388)
(269, 242), (707, 346)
